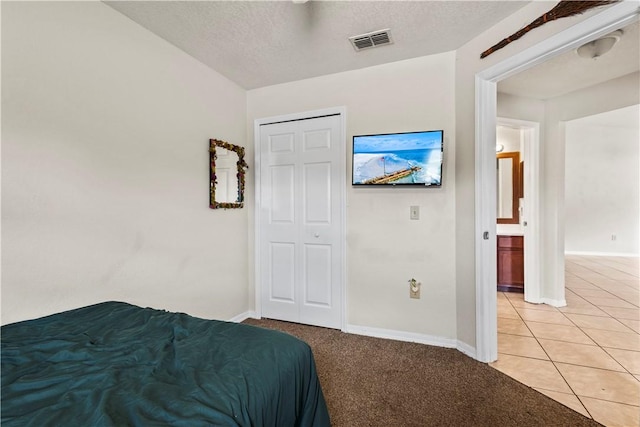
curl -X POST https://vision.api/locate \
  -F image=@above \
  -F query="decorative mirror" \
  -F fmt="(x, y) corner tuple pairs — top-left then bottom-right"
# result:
(209, 139), (248, 209)
(496, 151), (521, 224)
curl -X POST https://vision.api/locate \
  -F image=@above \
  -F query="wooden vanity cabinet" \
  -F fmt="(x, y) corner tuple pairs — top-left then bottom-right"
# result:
(497, 235), (524, 293)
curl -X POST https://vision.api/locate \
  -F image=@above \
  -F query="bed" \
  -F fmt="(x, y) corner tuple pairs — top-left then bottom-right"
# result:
(1, 301), (330, 426)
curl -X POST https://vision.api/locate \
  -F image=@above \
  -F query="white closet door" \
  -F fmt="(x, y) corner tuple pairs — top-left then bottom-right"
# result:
(259, 114), (343, 329)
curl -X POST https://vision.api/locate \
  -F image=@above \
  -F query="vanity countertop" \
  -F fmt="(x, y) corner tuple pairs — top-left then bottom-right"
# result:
(497, 224), (524, 236)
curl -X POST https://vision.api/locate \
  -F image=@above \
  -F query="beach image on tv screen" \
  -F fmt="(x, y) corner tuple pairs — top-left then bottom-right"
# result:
(352, 131), (442, 185)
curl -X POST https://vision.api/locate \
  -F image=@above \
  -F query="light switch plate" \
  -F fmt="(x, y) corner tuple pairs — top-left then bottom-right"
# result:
(410, 206), (419, 220)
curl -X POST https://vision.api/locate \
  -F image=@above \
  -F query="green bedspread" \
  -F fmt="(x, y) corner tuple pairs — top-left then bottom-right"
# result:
(1, 301), (330, 426)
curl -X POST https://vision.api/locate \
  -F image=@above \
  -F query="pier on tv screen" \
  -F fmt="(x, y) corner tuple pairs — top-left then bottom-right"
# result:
(352, 130), (443, 186)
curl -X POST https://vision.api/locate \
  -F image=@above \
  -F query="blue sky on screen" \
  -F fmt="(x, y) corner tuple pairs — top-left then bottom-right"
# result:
(354, 131), (442, 153)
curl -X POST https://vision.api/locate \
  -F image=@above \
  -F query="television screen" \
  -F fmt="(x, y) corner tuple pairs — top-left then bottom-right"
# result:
(352, 130), (443, 186)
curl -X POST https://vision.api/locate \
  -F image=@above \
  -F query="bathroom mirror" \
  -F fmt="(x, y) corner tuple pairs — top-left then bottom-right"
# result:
(209, 139), (248, 209)
(497, 151), (520, 224)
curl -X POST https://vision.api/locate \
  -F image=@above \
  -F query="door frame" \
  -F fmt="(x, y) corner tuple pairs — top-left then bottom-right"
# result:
(253, 106), (347, 330)
(474, 2), (639, 363)
(496, 117), (541, 304)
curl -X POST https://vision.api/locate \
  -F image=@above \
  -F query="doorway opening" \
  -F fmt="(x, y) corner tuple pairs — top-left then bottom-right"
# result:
(496, 118), (541, 303)
(474, 2), (639, 363)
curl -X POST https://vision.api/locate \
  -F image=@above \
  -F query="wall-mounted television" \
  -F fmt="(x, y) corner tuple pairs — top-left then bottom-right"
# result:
(352, 130), (443, 186)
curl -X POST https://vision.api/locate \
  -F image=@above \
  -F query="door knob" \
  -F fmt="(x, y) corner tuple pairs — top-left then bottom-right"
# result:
(314, 233), (320, 238)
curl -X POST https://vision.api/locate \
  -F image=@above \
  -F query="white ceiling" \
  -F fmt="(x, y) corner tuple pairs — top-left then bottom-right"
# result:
(498, 21), (640, 100)
(105, 0), (530, 89)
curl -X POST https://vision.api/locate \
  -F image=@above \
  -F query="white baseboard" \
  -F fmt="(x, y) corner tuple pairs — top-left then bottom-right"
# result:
(344, 323), (458, 349)
(228, 311), (258, 323)
(232, 319), (479, 360)
(565, 251), (639, 258)
(539, 298), (567, 308)
(456, 341), (477, 359)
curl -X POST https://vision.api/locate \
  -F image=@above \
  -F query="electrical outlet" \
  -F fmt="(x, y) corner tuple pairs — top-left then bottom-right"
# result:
(410, 206), (419, 220)
(611, 234), (617, 241)
(409, 278), (420, 299)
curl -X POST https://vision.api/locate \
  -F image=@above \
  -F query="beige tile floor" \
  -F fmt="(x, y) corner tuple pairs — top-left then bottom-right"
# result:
(490, 255), (640, 427)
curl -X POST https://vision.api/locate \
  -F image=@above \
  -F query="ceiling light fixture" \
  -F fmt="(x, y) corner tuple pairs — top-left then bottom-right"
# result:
(576, 30), (623, 59)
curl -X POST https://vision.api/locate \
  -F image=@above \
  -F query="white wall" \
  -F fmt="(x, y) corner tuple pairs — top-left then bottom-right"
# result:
(1, 2), (248, 324)
(543, 72), (639, 299)
(497, 93), (546, 124)
(496, 126), (521, 153)
(565, 105), (640, 255)
(247, 53), (457, 339)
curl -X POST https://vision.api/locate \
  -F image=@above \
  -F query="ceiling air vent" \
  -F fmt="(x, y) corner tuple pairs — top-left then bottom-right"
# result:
(349, 29), (393, 51)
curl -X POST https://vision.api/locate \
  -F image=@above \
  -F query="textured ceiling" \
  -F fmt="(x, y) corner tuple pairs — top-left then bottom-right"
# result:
(499, 21), (640, 100)
(105, 0), (530, 89)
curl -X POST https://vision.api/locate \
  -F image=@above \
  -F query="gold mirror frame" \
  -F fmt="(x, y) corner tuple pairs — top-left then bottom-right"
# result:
(209, 139), (248, 209)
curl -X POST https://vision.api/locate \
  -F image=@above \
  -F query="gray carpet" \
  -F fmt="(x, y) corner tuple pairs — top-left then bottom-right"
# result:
(244, 318), (602, 427)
